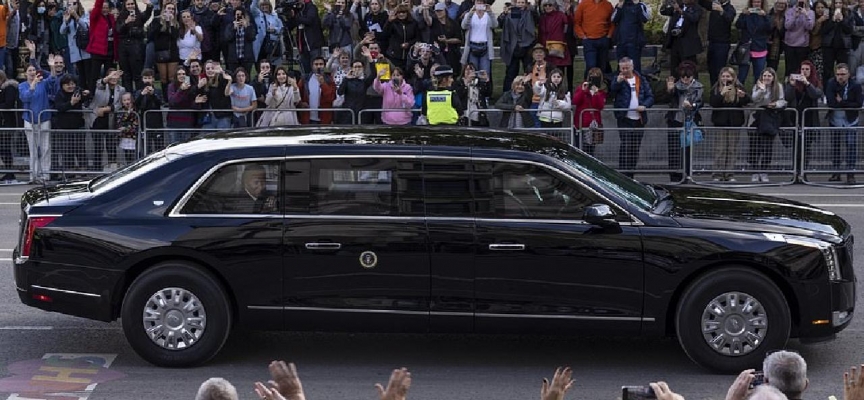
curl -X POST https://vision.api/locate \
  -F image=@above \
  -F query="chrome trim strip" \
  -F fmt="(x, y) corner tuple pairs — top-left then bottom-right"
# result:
(305, 242), (342, 250)
(247, 305), (654, 322)
(284, 306), (429, 316)
(30, 285), (101, 298)
(16, 286), (26, 293)
(489, 244), (526, 251)
(168, 154), (643, 225)
(475, 313), (647, 322)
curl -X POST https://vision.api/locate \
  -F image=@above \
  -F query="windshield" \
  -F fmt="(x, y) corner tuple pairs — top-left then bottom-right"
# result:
(89, 150), (173, 192)
(556, 148), (657, 211)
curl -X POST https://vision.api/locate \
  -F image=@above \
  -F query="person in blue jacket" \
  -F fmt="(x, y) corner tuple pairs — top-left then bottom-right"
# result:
(19, 63), (53, 183)
(610, 56), (654, 179)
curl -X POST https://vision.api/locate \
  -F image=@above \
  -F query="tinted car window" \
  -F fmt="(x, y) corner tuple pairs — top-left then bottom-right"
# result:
(182, 162), (281, 214)
(477, 161), (599, 219)
(422, 159), (481, 217)
(310, 158), (423, 216)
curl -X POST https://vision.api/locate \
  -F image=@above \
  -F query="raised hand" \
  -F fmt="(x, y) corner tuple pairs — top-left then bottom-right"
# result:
(268, 361), (306, 400)
(375, 368), (411, 400)
(725, 369), (755, 400)
(845, 364), (864, 400)
(540, 367), (574, 400)
(254, 381), (288, 400)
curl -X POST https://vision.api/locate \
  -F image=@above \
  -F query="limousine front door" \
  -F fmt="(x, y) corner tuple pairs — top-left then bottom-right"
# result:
(471, 160), (645, 334)
(281, 158), (430, 332)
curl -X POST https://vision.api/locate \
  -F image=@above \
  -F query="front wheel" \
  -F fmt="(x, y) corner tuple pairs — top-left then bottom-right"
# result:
(121, 262), (232, 367)
(675, 267), (791, 373)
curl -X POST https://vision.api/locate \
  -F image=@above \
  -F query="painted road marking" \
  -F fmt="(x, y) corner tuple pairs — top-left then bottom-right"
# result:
(1, 354), (123, 400)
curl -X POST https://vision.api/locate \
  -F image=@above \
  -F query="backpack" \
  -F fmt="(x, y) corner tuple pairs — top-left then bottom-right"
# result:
(75, 20), (90, 50)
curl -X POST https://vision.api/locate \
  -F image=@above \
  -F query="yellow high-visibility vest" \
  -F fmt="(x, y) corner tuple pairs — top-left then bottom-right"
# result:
(426, 90), (458, 125)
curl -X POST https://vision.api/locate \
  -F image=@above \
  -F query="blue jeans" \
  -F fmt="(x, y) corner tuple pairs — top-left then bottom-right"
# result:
(467, 51), (491, 76)
(203, 116), (232, 130)
(831, 127), (858, 169)
(615, 41), (641, 74)
(737, 56), (767, 86)
(0, 47), (6, 76)
(583, 37), (610, 78)
(144, 41), (155, 71)
(707, 42), (730, 86)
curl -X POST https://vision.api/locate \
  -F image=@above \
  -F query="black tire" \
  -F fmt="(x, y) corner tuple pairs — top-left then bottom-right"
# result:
(675, 267), (791, 373)
(121, 261), (232, 367)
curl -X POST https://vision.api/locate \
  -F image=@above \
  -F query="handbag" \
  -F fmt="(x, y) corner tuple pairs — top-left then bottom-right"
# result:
(729, 41), (751, 66)
(680, 119), (704, 147)
(583, 119), (603, 145)
(756, 109), (781, 137)
(546, 40), (566, 58)
(156, 50), (172, 63)
(469, 42), (488, 58)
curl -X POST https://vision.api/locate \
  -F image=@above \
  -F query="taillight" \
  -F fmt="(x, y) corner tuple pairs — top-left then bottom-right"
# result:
(21, 216), (57, 258)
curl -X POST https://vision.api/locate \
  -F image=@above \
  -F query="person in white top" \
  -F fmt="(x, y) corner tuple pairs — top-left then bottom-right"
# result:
(460, 0), (497, 76)
(178, 10), (203, 63)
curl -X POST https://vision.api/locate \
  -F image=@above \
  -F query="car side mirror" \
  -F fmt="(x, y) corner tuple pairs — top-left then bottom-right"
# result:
(583, 204), (619, 228)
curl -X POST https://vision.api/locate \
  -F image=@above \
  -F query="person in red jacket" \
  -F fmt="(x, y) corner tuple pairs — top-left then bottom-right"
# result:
(85, 0), (117, 92)
(572, 66), (607, 156)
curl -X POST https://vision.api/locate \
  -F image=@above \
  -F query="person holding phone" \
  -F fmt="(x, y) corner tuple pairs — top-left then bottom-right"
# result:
(374, 65), (414, 125)
(460, 0), (496, 77)
(51, 74), (88, 175)
(453, 62), (492, 126)
(223, 8), (256, 76)
(782, 0), (814, 78)
(709, 66), (749, 182)
(696, 0), (735, 86)
(89, 68), (127, 171)
(735, 0), (771, 84)
(819, 0), (851, 85)
(430, 1), (462, 77)
(572, 67), (607, 156)
(499, 0), (537, 94)
(148, 2), (181, 86)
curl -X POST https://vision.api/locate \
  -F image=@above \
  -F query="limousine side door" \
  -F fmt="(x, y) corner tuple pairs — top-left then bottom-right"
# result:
(472, 159), (645, 334)
(281, 157), (431, 332)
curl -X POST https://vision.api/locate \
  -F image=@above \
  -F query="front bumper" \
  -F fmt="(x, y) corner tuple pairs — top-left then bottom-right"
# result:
(796, 279), (855, 341)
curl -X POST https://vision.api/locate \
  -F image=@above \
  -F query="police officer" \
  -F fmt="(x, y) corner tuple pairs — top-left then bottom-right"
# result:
(422, 65), (464, 125)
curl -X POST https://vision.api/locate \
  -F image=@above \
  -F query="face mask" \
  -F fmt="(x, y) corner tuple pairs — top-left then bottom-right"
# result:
(38, 6), (46, 13)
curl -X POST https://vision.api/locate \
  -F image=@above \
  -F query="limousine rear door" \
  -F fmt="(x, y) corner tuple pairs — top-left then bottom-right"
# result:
(281, 157), (431, 332)
(472, 159), (645, 334)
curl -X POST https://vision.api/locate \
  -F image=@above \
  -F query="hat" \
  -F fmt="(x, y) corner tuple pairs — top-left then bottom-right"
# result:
(433, 65), (454, 77)
(434, 2), (447, 11)
(532, 43), (548, 55)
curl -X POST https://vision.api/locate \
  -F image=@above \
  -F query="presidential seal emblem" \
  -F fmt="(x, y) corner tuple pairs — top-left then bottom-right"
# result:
(359, 251), (378, 269)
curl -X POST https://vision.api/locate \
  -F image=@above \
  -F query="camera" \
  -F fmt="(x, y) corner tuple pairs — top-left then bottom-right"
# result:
(798, 0), (804, 7)
(276, 0), (304, 13)
(670, 28), (682, 37)
(622, 386), (656, 400)
(589, 75), (602, 88)
(749, 371), (765, 389)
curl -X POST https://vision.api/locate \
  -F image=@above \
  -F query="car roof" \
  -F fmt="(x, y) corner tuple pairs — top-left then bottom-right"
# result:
(166, 126), (572, 156)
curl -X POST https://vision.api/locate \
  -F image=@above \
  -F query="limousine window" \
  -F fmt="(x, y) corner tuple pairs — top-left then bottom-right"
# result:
(423, 159), (481, 217)
(183, 162), (281, 214)
(559, 148), (655, 211)
(310, 158), (423, 216)
(475, 161), (599, 219)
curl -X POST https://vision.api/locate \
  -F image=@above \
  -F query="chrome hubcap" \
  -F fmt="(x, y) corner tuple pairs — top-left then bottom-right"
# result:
(701, 291), (767, 357)
(142, 287), (207, 350)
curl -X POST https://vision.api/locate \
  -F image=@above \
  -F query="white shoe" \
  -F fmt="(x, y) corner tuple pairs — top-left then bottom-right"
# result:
(760, 173), (769, 182)
(751, 174), (760, 182)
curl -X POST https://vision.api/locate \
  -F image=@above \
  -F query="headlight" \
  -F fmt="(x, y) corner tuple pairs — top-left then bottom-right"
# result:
(763, 234), (842, 281)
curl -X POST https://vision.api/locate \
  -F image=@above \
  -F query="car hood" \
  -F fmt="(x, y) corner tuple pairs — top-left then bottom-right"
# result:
(663, 186), (849, 241)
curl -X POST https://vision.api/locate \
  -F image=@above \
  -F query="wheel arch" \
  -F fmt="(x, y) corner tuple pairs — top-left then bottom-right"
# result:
(662, 260), (801, 339)
(111, 253), (240, 327)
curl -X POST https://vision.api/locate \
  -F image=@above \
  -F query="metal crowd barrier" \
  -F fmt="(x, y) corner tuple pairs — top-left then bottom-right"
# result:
(577, 107), (799, 186)
(0, 109), (33, 184)
(468, 108), (575, 145)
(800, 107), (864, 188)
(357, 108), (422, 126)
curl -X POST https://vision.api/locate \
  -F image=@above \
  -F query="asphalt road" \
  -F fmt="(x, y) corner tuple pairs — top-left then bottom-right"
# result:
(0, 183), (862, 400)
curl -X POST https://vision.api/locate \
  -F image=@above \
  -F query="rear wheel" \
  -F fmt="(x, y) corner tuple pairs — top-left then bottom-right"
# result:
(675, 267), (790, 373)
(121, 262), (232, 367)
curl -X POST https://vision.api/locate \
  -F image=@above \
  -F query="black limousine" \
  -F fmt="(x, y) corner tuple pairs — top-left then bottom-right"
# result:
(14, 126), (856, 371)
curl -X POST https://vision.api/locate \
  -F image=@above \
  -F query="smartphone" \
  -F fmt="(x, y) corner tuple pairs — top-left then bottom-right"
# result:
(798, 0), (804, 6)
(748, 7), (761, 12)
(183, 76), (191, 85)
(622, 386), (656, 400)
(790, 73), (803, 81)
(749, 371), (765, 389)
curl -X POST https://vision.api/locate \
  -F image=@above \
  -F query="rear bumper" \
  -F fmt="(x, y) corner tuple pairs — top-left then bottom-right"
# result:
(14, 255), (119, 322)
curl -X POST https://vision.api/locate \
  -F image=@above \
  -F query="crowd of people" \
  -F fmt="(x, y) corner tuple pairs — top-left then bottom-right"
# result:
(192, 353), (864, 400)
(2, 0), (864, 184)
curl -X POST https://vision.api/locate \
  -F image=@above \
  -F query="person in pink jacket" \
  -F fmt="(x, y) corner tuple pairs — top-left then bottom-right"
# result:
(572, 66), (607, 156)
(373, 67), (414, 125)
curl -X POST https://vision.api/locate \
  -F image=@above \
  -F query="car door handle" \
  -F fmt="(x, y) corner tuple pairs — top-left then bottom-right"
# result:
(305, 243), (342, 250)
(489, 244), (526, 251)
